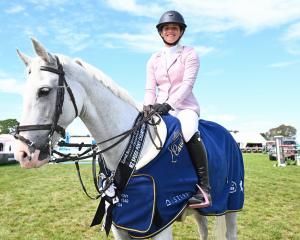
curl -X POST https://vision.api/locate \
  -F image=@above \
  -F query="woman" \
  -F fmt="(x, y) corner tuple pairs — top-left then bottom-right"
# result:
(143, 10), (211, 208)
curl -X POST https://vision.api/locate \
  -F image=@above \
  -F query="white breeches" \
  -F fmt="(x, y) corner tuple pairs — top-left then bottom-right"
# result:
(170, 109), (199, 142)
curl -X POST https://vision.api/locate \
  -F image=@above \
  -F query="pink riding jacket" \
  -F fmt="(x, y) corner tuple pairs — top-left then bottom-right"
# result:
(144, 45), (200, 115)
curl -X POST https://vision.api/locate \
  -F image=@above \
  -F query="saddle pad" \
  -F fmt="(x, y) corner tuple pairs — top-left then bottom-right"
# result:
(198, 119), (244, 216)
(113, 174), (156, 233)
(113, 115), (197, 239)
(112, 116), (244, 239)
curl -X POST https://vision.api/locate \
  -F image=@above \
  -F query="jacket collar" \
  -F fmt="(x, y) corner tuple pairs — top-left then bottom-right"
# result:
(156, 44), (183, 57)
(156, 45), (184, 72)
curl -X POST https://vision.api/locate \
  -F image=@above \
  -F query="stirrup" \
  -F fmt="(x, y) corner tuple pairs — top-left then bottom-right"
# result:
(188, 184), (210, 209)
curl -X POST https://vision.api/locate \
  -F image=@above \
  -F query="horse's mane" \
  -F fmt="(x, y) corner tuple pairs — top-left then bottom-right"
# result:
(66, 56), (140, 109)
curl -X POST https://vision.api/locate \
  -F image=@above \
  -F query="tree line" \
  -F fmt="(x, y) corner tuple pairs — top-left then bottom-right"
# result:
(0, 119), (19, 134)
(261, 124), (297, 141)
(0, 118), (297, 141)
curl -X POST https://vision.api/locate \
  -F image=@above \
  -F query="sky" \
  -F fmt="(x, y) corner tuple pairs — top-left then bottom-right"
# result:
(0, 0), (299, 141)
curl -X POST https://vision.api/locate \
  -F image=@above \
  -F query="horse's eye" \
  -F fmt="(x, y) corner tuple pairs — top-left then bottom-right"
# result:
(38, 87), (51, 97)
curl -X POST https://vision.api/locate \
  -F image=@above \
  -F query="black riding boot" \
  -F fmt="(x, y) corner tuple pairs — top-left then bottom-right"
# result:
(186, 132), (211, 207)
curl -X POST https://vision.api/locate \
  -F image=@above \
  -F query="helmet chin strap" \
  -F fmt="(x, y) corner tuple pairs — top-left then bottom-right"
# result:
(160, 31), (185, 47)
(162, 37), (181, 46)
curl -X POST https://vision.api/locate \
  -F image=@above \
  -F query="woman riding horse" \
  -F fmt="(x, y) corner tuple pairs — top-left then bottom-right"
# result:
(143, 10), (211, 208)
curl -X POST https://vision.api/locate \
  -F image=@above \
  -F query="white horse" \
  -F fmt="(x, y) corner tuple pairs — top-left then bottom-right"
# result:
(14, 38), (239, 240)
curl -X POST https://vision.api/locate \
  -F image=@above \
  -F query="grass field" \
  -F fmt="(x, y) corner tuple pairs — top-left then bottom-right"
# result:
(0, 154), (299, 240)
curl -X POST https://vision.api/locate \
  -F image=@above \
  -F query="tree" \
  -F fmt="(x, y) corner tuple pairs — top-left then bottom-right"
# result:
(263, 124), (297, 140)
(0, 119), (19, 134)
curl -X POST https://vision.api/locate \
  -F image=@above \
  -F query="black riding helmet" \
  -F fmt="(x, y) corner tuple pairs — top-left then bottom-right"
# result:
(156, 10), (187, 32)
(156, 10), (186, 46)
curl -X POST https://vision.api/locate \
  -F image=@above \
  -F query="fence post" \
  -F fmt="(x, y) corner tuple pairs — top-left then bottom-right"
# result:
(296, 144), (300, 166)
(274, 136), (285, 167)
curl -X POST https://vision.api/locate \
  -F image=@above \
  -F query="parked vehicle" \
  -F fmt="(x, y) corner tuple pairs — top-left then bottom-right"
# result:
(0, 134), (17, 165)
(268, 138), (297, 161)
(0, 153), (16, 165)
(241, 143), (263, 153)
(265, 141), (275, 153)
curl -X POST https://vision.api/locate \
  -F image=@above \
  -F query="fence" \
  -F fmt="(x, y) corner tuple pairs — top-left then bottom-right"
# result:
(274, 136), (299, 166)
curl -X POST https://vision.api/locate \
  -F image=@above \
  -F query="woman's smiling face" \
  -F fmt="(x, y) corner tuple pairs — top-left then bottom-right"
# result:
(160, 23), (183, 45)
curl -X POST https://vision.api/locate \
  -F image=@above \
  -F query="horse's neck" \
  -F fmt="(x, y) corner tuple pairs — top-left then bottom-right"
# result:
(77, 72), (139, 170)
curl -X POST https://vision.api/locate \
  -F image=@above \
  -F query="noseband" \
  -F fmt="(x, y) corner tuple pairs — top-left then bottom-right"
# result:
(14, 56), (78, 155)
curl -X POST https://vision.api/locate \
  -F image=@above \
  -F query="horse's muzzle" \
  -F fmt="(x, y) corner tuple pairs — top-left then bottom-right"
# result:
(14, 140), (49, 168)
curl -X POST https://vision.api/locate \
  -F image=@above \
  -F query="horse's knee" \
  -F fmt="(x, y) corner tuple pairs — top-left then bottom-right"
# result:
(153, 225), (173, 240)
(111, 225), (132, 240)
(225, 213), (238, 240)
(225, 212), (237, 227)
(193, 213), (208, 240)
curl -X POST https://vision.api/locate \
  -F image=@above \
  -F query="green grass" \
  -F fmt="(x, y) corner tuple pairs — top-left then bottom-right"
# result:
(0, 154), (299, 239)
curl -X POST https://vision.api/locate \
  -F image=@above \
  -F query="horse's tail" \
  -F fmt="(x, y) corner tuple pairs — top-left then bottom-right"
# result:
(213, 215), (226, 240)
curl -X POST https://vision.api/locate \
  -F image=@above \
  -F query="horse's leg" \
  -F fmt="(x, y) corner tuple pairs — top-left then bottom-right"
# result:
(193, 211), (208, 240)
(111, 226), (173, 240)
(111, 225), (132, 240)
(225, 212), (238, 240)
(153, 225), (173, 240)
(214, 215), (226, 239)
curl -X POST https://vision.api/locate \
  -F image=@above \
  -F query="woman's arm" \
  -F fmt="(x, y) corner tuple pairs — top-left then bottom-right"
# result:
(144, 56), (157, 106)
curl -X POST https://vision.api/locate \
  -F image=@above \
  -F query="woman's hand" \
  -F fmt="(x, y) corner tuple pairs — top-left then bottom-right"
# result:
(143, 105), (153, 118)
(153, 103), (172, 115)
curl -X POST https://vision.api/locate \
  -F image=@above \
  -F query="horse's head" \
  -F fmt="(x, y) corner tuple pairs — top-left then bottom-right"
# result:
(14, 38), (81, 168)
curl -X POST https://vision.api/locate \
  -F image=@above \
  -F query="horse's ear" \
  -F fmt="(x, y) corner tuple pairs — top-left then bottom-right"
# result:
(75, 58), (84, 67)
(16, 49), (31, 66)
(31, 38), (55, 64)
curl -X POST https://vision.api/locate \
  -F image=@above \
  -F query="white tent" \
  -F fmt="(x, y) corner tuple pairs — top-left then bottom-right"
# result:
(230, 131), (266, 151)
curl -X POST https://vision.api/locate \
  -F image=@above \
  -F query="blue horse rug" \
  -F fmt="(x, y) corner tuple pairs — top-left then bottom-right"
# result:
(112, 115), (244, 239)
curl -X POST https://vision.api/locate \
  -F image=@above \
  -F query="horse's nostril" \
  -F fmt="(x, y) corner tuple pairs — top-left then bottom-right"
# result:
(22, 151), (28, 159)
(21, 151), (32, 161)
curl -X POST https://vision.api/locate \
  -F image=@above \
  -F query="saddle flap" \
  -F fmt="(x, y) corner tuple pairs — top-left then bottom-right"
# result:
(112, 174), (156, 233)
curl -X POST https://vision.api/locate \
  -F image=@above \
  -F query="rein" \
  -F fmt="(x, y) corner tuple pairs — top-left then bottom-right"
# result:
(52, 110), (162, 163)
(50, 111), (162, 201)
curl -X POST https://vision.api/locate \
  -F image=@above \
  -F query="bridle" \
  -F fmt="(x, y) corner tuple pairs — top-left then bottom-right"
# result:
(13, 55), (162, 160)
(14, 56), (78, 155)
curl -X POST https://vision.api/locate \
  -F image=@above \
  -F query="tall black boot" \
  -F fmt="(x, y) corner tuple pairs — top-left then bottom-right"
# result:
(186, 132), (211, 208)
